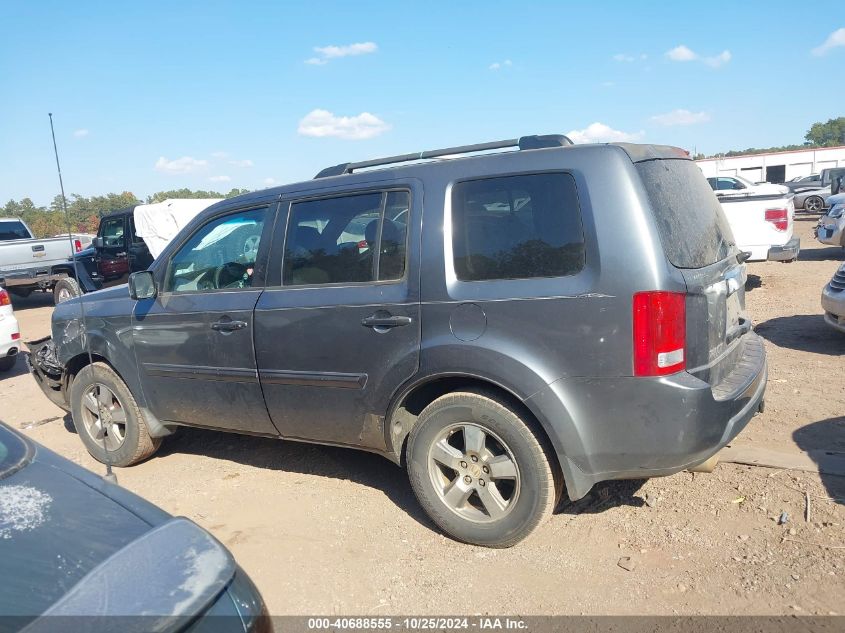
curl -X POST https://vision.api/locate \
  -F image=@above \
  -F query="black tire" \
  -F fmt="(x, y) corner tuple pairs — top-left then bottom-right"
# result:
(406, 390), (561, 548)
(54, 277), (82, 304)
(804, 196), (824, 214)
(69, 362), (161, 466)
(0, 355), (16, 372)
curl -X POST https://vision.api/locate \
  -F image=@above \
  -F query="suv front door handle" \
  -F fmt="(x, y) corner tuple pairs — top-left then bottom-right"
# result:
(361, 314), (412, 329)
(211, 320), (248, 332)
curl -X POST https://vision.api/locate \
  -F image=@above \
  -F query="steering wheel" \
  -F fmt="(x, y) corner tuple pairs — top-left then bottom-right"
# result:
(243, 235), (260, 260)
(214, 262), (249, 289)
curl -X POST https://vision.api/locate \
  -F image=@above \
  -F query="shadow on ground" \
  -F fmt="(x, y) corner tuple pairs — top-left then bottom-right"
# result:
(798, 246), (844, 262)
(557, 478), (647, 515)
(155, 426), (435, 529)
(0, 354), (28, 381)
(7, 291), (54, 312)
(793, 417), (845, 505)
(754, 314), (845, 355)
(745, 274), (762, 292)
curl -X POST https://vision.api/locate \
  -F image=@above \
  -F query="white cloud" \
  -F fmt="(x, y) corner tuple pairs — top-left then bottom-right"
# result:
(297, 109), (391, 140)
(650, 109), (711, 126)
(263, 177), (278, 186)
(703, 50), (731, 67)
(73, 129), (89, 138)
(209, 175), (231, 183)
(812, 28), (845, 56)
(613, 54), (634, 62)
(306, 41), (377, 65)
(154, 156), (208, 174)
(600, 81), (615, 88)
(666, 45), (731, 68)
(666, 45), (698, 61)
(566, 122), (644, 144)
(228, 159), (254, 168)
(489, 59), (513, 70)
(211, 151), (228, 159)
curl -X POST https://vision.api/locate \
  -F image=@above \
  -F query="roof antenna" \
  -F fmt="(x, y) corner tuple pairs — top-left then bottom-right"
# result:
(48, 113), (117, 485)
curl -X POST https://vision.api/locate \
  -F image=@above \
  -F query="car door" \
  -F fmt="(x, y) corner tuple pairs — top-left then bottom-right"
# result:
(97, 215), (130, 282)
(132, 202), (278, 435)
(254, 184), (421, 449)
(127, 214), (154, 273)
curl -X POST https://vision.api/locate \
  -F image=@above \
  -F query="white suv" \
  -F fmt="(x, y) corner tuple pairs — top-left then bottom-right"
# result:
(0, 288), (20, 372)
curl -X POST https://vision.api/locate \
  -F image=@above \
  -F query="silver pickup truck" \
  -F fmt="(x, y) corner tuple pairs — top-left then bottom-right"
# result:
(0, 218), (92, 297)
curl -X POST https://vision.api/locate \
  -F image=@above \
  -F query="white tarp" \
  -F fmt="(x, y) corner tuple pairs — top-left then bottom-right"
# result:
(133, 199), (223, 259)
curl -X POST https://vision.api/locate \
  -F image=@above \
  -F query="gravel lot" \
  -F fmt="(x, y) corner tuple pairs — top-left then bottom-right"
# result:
(1, 218), (843, 615)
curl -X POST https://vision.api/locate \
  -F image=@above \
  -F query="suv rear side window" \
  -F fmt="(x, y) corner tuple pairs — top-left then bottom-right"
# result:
(451, 173), (585, 281)
(283, 191), (409, 286)
(637, 159), (733, 269)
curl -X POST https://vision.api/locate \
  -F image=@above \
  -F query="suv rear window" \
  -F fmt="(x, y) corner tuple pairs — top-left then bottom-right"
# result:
(451, 173), (585, 281)
(637, 159), (734, 269)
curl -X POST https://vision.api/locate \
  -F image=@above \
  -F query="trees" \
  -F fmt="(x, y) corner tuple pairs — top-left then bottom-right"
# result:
(804, 117), (845, 148)
(3, 188), (250, 238)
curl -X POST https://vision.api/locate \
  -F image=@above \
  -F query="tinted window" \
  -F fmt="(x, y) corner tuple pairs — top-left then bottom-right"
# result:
(451, 173), (584, 281)
(637, 159), (734, 269)
(166, 207), (267, 293)
(0, 220), (31, 241)
(283, 191), (409, 285)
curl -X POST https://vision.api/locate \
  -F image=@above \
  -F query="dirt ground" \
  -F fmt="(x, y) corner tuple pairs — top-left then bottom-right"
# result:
(1, 218), (843, 616)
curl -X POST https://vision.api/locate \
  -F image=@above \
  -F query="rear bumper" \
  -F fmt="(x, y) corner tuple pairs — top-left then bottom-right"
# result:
(0, 266), (66, 289)
(527, 333), (767, 500)
(767, 236), (800, 261)
(0, 313), (20, 358)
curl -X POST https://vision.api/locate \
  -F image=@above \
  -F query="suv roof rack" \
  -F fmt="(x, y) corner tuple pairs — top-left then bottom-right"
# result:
(314, 134), (573, 179)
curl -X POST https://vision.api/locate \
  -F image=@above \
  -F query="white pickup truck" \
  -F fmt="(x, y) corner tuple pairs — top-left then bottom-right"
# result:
(0, 218), (93, 297)
(712, 190), (800, 262)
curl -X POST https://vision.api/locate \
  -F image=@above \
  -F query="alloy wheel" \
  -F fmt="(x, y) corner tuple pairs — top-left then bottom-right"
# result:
(80, 383), (127, 451)
(427, 423), (520, 523)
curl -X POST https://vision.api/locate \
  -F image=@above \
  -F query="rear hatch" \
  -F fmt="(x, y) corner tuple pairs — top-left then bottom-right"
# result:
(635, 157), (754, 388)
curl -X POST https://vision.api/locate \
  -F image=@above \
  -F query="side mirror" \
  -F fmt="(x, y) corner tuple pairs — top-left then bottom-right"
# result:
(128, 271), (157, 300)
(93, 236), (104, 249)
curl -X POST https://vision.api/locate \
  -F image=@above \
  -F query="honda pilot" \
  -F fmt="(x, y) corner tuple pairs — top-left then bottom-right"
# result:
(29, 135), (767, 547)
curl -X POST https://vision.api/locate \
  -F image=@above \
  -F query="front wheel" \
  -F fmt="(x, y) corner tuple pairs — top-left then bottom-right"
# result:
(70, 362), (161, 466)
(406, 391), (560, 548)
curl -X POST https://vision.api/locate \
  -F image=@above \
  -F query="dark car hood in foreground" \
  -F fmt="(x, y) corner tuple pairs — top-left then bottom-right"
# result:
(0, 426), (168, 617)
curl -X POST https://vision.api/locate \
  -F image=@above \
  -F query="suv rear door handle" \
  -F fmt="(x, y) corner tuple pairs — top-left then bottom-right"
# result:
(211, 320), (248, 332)
(361, 314), (412, 329)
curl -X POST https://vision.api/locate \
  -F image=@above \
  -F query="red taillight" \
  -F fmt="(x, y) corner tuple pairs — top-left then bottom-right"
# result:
(633, 291), (686, 377)
(765, 208), (788, 232)
(0, 290), (9, 307)
(11, 332), (20, 341)
(74, 239), (83, 252)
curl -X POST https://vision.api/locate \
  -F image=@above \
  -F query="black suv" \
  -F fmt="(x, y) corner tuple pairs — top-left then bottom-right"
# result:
(30, 135), (767, 547)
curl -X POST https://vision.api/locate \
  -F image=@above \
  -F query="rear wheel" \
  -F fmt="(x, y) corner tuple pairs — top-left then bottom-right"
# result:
(70, 362), (161, 466)
(54, 277), (82, 304)
(406, 390), (560, 548)
(804, 195), (824, 213)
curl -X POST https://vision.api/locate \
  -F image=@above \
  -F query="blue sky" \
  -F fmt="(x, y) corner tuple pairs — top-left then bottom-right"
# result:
(1, 1), (844, 205)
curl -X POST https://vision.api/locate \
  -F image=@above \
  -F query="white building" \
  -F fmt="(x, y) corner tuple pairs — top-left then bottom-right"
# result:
(696, 145), (845, 183)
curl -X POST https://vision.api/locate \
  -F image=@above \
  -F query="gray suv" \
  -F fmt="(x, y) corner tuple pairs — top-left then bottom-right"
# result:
(29, 135), (767, 547)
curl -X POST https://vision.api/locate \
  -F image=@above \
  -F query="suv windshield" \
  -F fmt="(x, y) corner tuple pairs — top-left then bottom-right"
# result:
(0, 425), (31, 480)
(638, 159), (734, 269)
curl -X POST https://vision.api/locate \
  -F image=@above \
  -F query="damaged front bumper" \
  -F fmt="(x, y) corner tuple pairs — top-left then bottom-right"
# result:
(25, 337), (70, 412)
